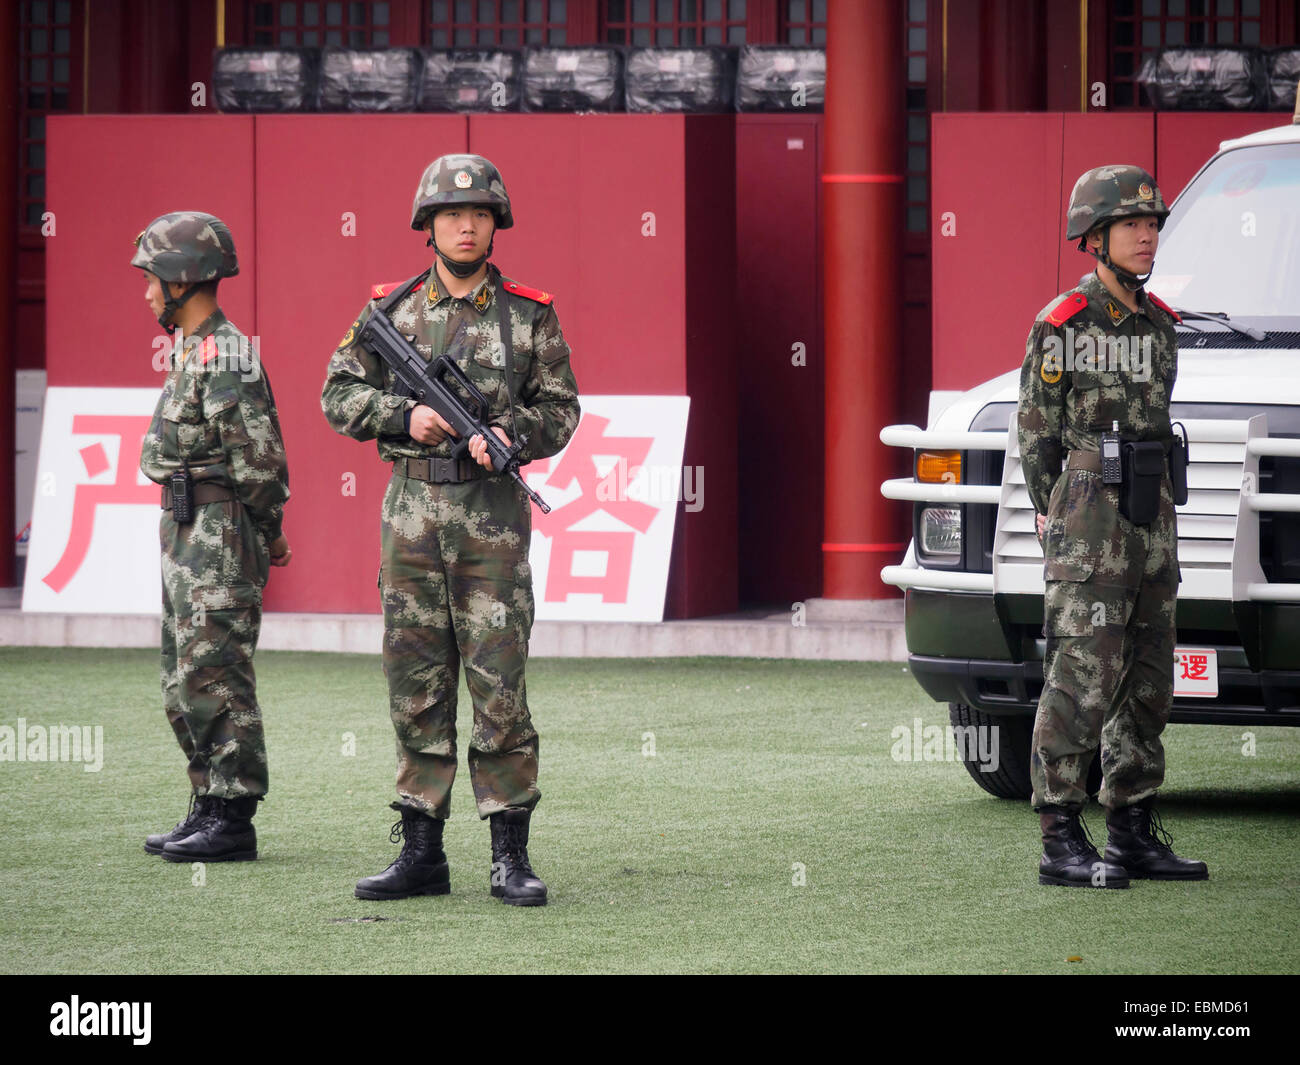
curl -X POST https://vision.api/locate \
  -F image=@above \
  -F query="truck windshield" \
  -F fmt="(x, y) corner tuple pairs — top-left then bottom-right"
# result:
(1148, 141), (1300, 318)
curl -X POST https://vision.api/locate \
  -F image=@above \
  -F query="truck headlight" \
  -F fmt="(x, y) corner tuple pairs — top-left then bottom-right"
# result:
(919, 506), (962, 559)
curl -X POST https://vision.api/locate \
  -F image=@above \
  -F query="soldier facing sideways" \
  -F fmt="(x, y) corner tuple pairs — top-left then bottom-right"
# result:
(1017, 166), (1208, 888)
(322, 154), (580, 906)
(135, 212), (291, 862)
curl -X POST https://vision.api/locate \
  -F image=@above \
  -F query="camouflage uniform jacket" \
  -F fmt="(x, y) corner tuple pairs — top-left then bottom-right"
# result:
(139, 309), (290, 542)
(321, 264), (580, 466)
(1017, 271), (1180, 516)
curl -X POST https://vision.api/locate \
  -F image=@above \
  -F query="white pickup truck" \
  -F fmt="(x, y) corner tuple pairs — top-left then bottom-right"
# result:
(880, 117), (1300, 799)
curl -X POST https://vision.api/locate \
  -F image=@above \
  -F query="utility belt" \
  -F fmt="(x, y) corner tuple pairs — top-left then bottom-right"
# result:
(1066, 423), (1189, 525)
(394, 456), (485, 484)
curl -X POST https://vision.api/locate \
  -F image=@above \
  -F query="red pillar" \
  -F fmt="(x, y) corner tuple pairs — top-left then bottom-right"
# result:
(822, 0), (904, 599)
(0, 1), (18, 587)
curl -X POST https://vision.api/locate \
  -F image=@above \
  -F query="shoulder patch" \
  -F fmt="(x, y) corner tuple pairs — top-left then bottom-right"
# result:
(1044, 292), (1088, 327)
(1146, 292), (1181, 322)
(371, 281), (403, 300)
(502, 279), (554, 306)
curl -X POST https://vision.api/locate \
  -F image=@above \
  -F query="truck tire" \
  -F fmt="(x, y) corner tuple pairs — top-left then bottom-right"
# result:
(947, 703), (1102, 801)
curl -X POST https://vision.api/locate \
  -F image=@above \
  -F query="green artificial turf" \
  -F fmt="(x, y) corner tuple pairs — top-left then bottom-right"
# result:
(0, 647), (1296, 974)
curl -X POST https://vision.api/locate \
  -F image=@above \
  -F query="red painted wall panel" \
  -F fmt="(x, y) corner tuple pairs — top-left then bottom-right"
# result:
(735, 114), (824, 605)
(252, 115), (469, 614)
(675, 116), (739, 618)
(930, 114), (1062, 394)
(467, 114), (688, 395)
(45, 116), (257, 387)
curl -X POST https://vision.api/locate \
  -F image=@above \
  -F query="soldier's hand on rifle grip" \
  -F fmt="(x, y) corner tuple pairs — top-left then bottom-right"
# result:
(470, 426), (512, 469)
(410, 404), (457, 445)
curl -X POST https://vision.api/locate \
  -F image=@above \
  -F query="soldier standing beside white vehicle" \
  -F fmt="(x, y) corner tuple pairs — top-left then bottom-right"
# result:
(1017, 166), (1209, 889)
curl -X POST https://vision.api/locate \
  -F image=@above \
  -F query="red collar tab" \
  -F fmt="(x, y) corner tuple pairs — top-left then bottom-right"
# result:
(1146, 292), (1182, 322)
(199, 336), (220, 366)
(502, 279), (553, 305)
(1045, 292), (1088, 327)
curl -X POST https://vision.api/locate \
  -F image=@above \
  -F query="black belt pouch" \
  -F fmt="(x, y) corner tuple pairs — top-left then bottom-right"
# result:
(1120, 441), (1165, 525)
(1170, 423), (1189, 506)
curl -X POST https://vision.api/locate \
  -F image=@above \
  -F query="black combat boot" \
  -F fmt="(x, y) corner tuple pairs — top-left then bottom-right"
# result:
(1105, 798), (1209, 880)
(488, 808), (547, 906)
(1038, 805), (1129, 888)
(162, 795), (259, 862)
(354, 804), (451, 900)
(144, 795), (215, 856)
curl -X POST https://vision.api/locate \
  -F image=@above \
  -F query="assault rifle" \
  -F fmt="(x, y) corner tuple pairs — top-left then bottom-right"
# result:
(356, 294), (551, 514)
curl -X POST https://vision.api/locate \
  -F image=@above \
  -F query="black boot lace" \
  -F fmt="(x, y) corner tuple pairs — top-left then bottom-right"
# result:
(186, 795), (219, 830)
(387, 812), (435, 869)
(500, 823), (535, 876)
(1140, 805), (1176, 852)
(1067, 811), (1101, 858)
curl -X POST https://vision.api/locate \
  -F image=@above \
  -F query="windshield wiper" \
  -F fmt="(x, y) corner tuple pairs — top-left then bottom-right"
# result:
(1172, 308), (1268, 342)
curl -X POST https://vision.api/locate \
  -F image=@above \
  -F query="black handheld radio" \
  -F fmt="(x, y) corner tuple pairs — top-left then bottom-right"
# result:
(1101, 421), (1123, 485)
(170, 462), (195, 524)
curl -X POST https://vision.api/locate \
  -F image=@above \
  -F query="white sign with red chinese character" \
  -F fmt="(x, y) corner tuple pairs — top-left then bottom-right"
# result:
(1173, 646), (1219, 698)
(23, 387), (161, 614)
(525, 396), (691, 622)
(24, 389), (691, 624)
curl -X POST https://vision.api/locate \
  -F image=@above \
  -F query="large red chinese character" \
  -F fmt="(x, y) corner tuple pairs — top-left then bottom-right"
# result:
(530, 415), (659, 603)
(1180, 654), (1209, 682)
(42, 415), (156, 593)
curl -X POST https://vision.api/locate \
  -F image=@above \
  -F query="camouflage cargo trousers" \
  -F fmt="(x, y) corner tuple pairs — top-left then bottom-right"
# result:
(160, 499), (270, 799)
(1031, 465), (1178, 811)
(380, 469), (539, 820)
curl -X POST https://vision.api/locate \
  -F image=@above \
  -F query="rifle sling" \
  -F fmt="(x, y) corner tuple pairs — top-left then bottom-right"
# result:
(494, 267), (521, 444)
(374, 265), (520, 444)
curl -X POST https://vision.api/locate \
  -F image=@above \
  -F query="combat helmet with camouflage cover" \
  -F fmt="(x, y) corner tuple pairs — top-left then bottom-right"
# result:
(132, 211), (239, 282)
(1066, 165), (1168, 242)
(410, 154), (514, 231)
(131, 211), (239, 332)
(411, 154), (513, 279)
(1066, 165), (1168, 291)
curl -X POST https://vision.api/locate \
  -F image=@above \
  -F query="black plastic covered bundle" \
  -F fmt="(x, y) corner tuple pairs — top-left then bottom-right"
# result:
(735, 46), (824, 112)
(522, 48), (624, 112)
(1135, 47), (1269, 110)
(1267, 49), (1300, 111)
(625, 48), (735, 113)
(213, 48), (319, 112)
(419, 50), (521, 112)
(317, 48), (421, 112)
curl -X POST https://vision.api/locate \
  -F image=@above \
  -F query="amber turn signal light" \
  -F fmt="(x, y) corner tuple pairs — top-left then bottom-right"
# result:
(916, 450), (962, 484)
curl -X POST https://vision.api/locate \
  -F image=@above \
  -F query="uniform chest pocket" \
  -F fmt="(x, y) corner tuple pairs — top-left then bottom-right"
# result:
(1072, 371), (1127, 431)
(161, 383), (205, 456)
(471, 344), (532, 378)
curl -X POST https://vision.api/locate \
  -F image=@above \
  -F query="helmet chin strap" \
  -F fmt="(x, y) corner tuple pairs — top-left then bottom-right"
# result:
(158, 282), (200, 335)
(427, 225), (494, 279)
(1088, 226), (1152, 293)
